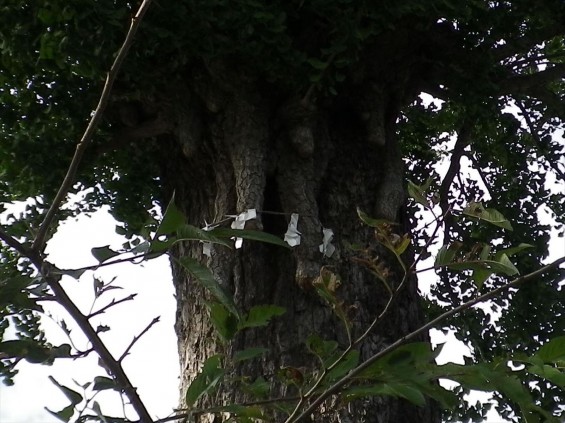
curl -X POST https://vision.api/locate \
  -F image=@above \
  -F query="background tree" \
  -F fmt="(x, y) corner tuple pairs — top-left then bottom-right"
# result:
(0, 1), (564, 422)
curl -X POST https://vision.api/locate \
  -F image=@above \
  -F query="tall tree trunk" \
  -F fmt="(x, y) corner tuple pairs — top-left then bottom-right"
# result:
(158, 61), (439, 422)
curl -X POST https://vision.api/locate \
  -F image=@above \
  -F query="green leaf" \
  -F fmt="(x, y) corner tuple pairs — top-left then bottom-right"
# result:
(239, 305), (286, 329)
(434, 242), (463, 266)
(243, 377), (270, 399)
(155, 193), (185, 237)
(387, 382), (427, 406)
(90, 246), (120, 264)
(360, 342), (436, 378)
(0, 276), (36, 308)
(535, 336), (565, 363)
(479, 244), (491, 261)
(185, 355), (225, 408)
(446, 256), (518, 278)
(326, 350), (359, 382)
(92, 376), (119, 391)
(343, 382), (426, 406)
(209, 227), (290, 248)
(91, 401), (108, 423)
(407, 179), (432, 208)
(471, 266), (493, 290)
(307, 57), (329, 70)
(208, 301), (238, 341)
(60, 268), (87, 279)
(177, 257), (239, 318)
(176, 224), (232, 248)
(356, 208), (396, 228)
(45, 404), (75, 422)
(234, 347), (269, 363)
(528, 364), (565, 389)
(48, 376), (83, 405)
(306, 335), (339, 362)
(494, 243), (534, 260)
(496, 253), (519, 276)
(0, 339), (51, 363)
(51, 344), (72, 359)
(463, 201), (513, 230)
(394, 235), (411, 255)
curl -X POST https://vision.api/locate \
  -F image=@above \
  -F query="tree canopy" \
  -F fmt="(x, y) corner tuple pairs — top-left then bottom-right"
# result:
(1, 1), (565, 422)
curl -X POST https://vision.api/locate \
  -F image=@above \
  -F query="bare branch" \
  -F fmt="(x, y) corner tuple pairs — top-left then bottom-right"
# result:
(32, 0), (154, 254)
(290, 256), (565, 422)
(89, 294), (138, 318)
(118, 316), (160, 363)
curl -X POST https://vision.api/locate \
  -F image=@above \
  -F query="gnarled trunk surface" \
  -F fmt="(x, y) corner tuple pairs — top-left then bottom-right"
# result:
(157, 61), (438, 422)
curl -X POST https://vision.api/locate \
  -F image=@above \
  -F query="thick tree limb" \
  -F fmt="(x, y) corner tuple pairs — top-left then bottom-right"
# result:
(291, 256), (565, 422)
(498, 63), (565, 95)
(492, 28), (565, 62)
(32, 0), (153, 254)
(96, 115), (173, 156)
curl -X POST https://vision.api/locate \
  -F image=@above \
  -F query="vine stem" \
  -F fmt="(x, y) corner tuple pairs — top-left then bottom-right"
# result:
(32, 0), (153, 254)
(289, 255), (565, 422)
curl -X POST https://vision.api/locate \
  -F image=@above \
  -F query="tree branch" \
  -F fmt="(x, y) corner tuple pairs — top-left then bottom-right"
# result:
(89, 294), (138, 318)
(291, 256), (565, 422)
(32, 261), (154, 423)
(31, 0), (154, 254)
(118, 316), (160, 363)
(438, 118), (474, 243)
(498, 63), (565, 95)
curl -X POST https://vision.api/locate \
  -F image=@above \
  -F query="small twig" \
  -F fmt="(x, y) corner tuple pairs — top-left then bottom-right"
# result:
(59, 252), (160, 276)
(31, 0), (154, 254)
(290, 256), (565, 422)
(89, 294), (137, 318)
(118, 316), (160, 363)
(409, 205), (452, 274)
(414, 265), (438, 274)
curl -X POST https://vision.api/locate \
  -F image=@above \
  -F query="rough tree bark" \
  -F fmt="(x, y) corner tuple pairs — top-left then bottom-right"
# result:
(152, 32), (441, 423)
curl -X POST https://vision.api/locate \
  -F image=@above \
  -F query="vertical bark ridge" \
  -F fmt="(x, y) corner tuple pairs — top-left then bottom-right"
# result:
(159, 66), (438, 422)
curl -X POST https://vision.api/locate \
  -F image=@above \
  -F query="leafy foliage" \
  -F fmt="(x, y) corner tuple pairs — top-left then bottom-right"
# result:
(0, 0), (565, 422)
